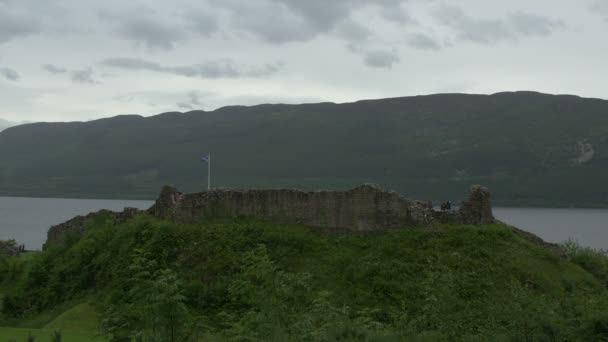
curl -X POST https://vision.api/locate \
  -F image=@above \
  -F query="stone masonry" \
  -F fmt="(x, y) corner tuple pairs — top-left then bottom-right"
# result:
(45, 184), (494, 248)
(45, 207), (141, 248)
(459, 185), (494, 224)
(149, 184), (432, 232)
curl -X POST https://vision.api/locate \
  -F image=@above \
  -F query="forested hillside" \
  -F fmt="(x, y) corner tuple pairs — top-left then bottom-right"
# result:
(2, 91), (608, 206)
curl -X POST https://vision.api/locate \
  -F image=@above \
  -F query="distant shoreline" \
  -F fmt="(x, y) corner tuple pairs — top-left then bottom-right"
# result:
(0, 194), (606, 209)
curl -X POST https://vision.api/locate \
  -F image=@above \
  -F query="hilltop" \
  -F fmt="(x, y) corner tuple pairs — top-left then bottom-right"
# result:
(2, 213), (608, 340)
(1, 184), (608, 340)
(2, 91), (608, 206)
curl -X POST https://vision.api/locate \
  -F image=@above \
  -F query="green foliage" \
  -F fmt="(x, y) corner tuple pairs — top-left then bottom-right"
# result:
(563, 239), (608, 287)
(3, 215), (608, 340)
(101, 250), (191, 341)
(0, 327), (102, 342)
(0, 240), (18, 258)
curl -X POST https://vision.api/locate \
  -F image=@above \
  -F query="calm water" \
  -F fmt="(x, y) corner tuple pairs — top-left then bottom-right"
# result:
(0, 197), (153, 250)
(1, 197), (607, 250)
(493, 208), (608, 250)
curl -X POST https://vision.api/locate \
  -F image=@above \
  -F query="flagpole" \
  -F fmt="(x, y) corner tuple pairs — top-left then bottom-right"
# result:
(207, 153), (211, 190)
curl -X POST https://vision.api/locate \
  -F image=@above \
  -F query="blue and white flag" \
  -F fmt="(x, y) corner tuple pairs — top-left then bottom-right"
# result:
(201, 154), (210, 163)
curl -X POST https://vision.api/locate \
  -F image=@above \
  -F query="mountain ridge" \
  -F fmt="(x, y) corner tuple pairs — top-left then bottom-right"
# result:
(2, 91), (608, 206)
(5, 91), (605, 130)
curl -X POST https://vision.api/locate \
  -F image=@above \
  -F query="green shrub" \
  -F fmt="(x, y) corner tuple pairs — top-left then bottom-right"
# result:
(563, 239), (608, 287)
(3, 215), (608, 340)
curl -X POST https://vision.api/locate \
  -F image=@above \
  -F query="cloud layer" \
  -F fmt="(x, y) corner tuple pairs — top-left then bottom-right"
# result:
(0, 5), (40, 44)
(0, 0), (604, 123)
(0, 67), (19, 81)
(433, 6), (566, 45)
(101, 58), (282, 79)
(43, 64), (99, 84)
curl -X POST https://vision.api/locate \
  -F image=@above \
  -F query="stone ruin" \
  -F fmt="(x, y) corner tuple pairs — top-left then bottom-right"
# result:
(459, 185), (494, 225)
(45, 207), (141, 248)
(149, 183), (494, 229)
(149, 184), (433, 232)
(45, 184), (494, 248)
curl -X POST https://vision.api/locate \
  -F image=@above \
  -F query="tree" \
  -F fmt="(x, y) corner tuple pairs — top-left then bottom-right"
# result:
(102, 250), (193, 341)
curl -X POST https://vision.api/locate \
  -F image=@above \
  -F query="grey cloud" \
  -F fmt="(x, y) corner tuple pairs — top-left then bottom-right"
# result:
(177, 103), (193, 110)
(364, 50), (400, 68)
(43, 64), (98, 84)
(177, 91), (205, 110)
(0, 8), (40, 44)
(379, 4), (415, 25)
(209, 1), (316, 44)
(112, 94), (136, 103)
(100, 8), (186, 50)
(407, 33), (440, 51)
(334, 20), (373, 42)
(116, 17), (185, 50)
(433, 6), (512, 44)
(184, 10), (219, 36)
(0, 67), (19, 81)
(211, 0), (408, 44)
(591, 1), (608, 21)
(510, 12), (565, 36)
(71, 68), (97, 84)
(43, 64), (68, 74)
(433, 6), (566, 45)
(270, 0), (406, 29)
(101, 57), (282, 79)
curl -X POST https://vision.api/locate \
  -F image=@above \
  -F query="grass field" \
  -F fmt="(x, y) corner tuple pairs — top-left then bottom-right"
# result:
(1, 252), (105, 341)
(0, 301), (104, 341)
(43, 303), (101, 332)
(0, 326), (105, 341)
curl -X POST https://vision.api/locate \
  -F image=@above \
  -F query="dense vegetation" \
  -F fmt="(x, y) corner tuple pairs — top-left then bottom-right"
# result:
(2, 91), (608, 207)
(2, 214), (608, 341)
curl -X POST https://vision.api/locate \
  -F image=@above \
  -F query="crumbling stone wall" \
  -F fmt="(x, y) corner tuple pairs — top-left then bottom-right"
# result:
(45, 184), (495, 249)
(45, 207), (141, 249)
(151, 184), (432, 232)
(459, 185), (494, 224)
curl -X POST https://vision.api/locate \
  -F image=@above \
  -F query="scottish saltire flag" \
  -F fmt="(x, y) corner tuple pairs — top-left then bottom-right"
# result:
(201, 154), (210, 163)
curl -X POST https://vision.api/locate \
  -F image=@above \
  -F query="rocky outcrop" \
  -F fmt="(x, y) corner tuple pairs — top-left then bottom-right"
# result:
(152, 184), (432, 232)
(45, 207), (142, 249)
(459, 185), (494, 225)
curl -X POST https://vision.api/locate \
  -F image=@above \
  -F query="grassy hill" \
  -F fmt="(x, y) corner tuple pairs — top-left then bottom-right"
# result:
(2, 214), (608, 340)
(2, 91), (608, 206)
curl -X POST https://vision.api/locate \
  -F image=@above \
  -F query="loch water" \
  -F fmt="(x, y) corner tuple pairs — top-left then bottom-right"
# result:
(493, 208), (608, 250)
(0, 196), (153, 250)
(1, 196), (607, 250)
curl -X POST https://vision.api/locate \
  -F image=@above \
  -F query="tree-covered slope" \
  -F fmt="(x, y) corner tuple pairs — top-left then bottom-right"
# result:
(2, 215), (608, 340)
(2, 91), (608, 206)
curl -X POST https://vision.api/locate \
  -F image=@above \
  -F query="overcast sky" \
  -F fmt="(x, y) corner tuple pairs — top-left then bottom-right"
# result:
(0, 0), (607, 123)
